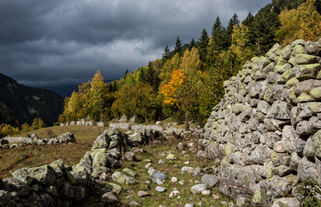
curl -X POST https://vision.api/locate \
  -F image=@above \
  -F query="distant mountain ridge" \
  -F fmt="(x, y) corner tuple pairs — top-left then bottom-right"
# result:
(0, 73), (64, 126)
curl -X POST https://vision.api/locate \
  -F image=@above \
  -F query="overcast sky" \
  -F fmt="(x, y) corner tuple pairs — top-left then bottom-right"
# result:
(0, 0), (271, 90)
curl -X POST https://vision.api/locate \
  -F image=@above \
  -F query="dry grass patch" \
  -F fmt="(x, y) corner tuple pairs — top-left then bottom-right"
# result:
(0, 125), (108, 178)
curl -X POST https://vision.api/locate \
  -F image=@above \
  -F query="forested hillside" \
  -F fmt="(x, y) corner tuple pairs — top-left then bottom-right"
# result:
(0, 73), (64, 127)
(58, 0), (321, 128)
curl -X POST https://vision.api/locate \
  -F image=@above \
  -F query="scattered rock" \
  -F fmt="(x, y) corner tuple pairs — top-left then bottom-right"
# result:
(171, 177), (178, 183)
(124, 152), (136, 161)
(201, 174), (218, 188)
(191, 184), (207, 194)
(169, 189), (180, 197)
(181, 166), (194, 174)
(158, 159), (165, 164)
(155, 186), (166, 192)
(151, 170), (168, 183)
(128, 200), (140, 206)
(166, 153), (177, 160)
(137, 191), (150, 197)
(101, 192), (118, 203)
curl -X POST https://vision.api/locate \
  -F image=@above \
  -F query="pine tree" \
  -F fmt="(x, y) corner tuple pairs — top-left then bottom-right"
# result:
(211, 16), (225, 52)
(225, 14), (240, 49)
(189, 38), (196, 50)
(162, 44), (171, 60)
(198, 29), (209, 62)
(174, 36), (182, 55)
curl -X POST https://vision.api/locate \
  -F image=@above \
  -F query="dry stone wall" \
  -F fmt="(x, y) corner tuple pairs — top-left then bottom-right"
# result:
(0, 133), (75, 150)
(198, 39), (321, 206)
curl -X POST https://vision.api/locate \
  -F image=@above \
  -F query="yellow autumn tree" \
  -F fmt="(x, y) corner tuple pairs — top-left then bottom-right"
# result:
(161, 69), (185, 106)
(85, 70), (109, 121)
(276, 0), (321, 45)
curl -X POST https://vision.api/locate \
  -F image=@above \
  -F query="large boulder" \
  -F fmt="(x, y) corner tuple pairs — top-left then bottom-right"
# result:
(12, 165), (56, 186)
(91, 130), (111, 150)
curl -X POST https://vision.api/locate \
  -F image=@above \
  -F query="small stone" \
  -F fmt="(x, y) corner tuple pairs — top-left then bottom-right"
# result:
(191, 184), (207, 194)
(192, 167), (201, 176)
(179, 180), (185, 185)
(158, 159), (165, 164)
(155, 186), (166, 192)
(124, 152), (136, 161)
(184, 161), (190, 164)
(101, 192), (118, 203)
(166, 154), (176, 160)
(181, 166), (194, 174)
(123, 168), (136, 177)
(171, 177), (178, 183)
(169, 189), (180, 197)
(220, 201), (228, 206)
(184, 203), (194, 207)
(151, 170), (167, 183)
(137, 191), (150, 197)
(213, 194), (220, 199)
(201, 190), (210, 195)
(128, 201), (140, 206)
(145, 163), (152, 169)
(177, 142), (184, 150)
(273, 141), (285, 153)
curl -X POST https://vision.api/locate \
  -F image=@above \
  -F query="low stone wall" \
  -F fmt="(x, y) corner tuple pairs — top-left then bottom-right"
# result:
(60, 119), (107, 127)
(198, 39), (321, 206)
(0, 133), (75, 150)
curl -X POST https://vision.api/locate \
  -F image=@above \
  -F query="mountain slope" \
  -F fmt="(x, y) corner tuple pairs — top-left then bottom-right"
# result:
(0, 73), (64, 126)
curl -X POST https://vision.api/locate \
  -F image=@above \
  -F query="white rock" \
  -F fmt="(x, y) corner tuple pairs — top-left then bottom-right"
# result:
(155, 186), (166, 192)
(201, 190), (210, 195)
(169, 190), (180, 197)
(181, 166), (194, 173)
(179, 180), (185, 185)
(145, 163), (152, 169)
(171, 177), (178, 183)
(191, 184), (207, 194)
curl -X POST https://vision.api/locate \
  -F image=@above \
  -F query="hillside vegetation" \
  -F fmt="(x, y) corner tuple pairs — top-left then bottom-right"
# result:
(0, 73), (64, 126)
(57, 0), (321, 130)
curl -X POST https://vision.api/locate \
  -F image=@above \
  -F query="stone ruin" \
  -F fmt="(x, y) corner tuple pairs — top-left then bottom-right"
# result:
(198, 39), (321, 206)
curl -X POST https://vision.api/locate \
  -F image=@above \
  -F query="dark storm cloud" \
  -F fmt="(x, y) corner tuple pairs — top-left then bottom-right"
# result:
(0, 0), (271, 89)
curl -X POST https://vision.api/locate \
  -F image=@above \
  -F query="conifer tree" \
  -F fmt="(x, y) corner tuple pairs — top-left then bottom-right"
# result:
(174, 36), (182, 55)
(189, 38), (196, 50)
(225, 14), (240, 49)
(198, 29), (209, 62)
(162, 44), (171, 60)
(211, 16), (225, 52)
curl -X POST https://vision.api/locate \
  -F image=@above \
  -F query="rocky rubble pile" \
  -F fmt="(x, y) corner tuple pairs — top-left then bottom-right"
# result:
(0, 133), (75, 149)
(198, 39), (321, 206)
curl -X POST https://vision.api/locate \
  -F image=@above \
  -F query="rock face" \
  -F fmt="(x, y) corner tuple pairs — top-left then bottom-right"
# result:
(200, 39), (321, 206)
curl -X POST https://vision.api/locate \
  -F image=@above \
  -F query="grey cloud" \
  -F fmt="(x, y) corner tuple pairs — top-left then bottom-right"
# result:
(0, 0), (271, 93)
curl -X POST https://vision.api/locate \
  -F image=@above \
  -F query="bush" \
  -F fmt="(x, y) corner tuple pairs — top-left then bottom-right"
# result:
(297, 179), (321, 207)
